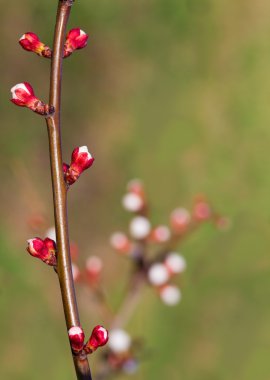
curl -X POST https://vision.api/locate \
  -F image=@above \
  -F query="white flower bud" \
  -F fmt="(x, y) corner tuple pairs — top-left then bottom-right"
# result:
(129, 216), (151, 240)
(160, 285), (181, 306)
(165, 253), (186, 274)
(108, 329), (131, 353)
(148, 263), (170, 286)
(122, 193), (143, 212)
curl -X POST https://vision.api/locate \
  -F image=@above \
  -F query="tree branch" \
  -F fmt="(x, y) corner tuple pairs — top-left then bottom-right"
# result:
(45, 1), (92, 378)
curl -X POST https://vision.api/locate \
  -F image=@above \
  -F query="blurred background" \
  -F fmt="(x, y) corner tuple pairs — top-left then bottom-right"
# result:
(1, 0), (270, 379)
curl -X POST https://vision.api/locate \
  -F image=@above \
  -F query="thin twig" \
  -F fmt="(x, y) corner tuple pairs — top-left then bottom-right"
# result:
(45, 1), (92, 378)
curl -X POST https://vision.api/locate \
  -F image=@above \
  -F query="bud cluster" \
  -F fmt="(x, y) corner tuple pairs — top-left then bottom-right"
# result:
(68, 325), (108, 356)
(18, 28), (88, 59)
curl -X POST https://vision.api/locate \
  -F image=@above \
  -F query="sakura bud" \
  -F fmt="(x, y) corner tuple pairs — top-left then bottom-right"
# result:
(64, 146), (94, 186)
(72, 263), (81, 282)
(64, 28), (89, 57)
(122, 192), (144, 212)
(108, 329), (131, 354)
(85, 256), (103, 283)
(129, 216), (151, 240)
(10, 82), (54, 116)
(165, 253), (186, 274)
(159, 285), (181, 306)
(110, 232), (131, 254)
(193, 196), (211, 221)
(68, 326), (85, 354)
(127, 179), (144, 196)
(147, 263), (170, 286)
(26, 237), (57, 266)
(151, 225), (171, 243)
(84, 325), (109, 354)
(170, 208), (191, 233)
(19, 32), (52, 58)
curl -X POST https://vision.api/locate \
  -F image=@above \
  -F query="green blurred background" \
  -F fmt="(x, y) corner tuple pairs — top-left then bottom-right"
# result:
(1, 0), (270, 379)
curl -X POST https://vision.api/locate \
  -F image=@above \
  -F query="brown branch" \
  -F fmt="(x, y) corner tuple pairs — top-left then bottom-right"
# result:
(45, 1), (92, 379)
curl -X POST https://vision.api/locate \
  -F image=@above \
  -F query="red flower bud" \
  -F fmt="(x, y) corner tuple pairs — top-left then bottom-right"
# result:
(64, 28), (89, 57)
(64, 146), (94, 186)
(170, 208), (191, 233)
(84, 325), (109, 354)
(10, 82), (54, 116)
(19, 32), (52, 58)
(68, 326), (85, 354)
(26, 237), (57, 266)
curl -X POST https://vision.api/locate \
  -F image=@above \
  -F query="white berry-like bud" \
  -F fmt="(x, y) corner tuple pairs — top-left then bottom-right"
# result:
(122, 193), (143, 212)
(165, 253), (186, 274)
(148, 263), (170, 286)
(129, 216), (151, 240)
(108, 329), (131, 353)
(160, 285), (181, 306)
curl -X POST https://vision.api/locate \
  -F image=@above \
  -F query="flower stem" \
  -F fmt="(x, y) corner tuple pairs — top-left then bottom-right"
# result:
(45, 1), (92, 378)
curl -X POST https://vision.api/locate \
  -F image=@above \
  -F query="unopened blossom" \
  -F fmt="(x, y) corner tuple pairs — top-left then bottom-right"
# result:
(108, 329), (131, 354)
(127, 179), (145, 197)
(26, 237), (57, 266)
(151, 225), (171, 243)
(110, 232), (131, 254)
(193, 196), (211, 221)
(84, 325), (109, 354)
(85, 256), (103, 283)
(159, 285), (181, 306)
(165, 252), (186, 274)
(19, 32), (52, 58)
(122, 192), (144, 212)
(10, 82), (54, 116)
(170, 208), (191, 233)
(147, 263), (170, 286)
(63, 146), (94, 186)
(64, 28), (89, 57)
(68, 326), (85, 354)
(129, 216), (151, 240)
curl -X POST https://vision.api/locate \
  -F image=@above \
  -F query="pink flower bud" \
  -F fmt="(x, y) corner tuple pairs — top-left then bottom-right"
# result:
(19, 32), (52, 58)
(10, 82), (54, 116)
(170, 208), (191, 233)
(64, 146), (94, 186)
(193, 196), (211, 221)
(85, 256), (103, 284)
(64, 28), (89, 57)
(150, 225), (171, 243)
(84, 325), (109, 354)
(110, 232), (131, 254)
(127, 179), (145, 197)
(68, 326), (85, 354)
(26, 237), (57, 266)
